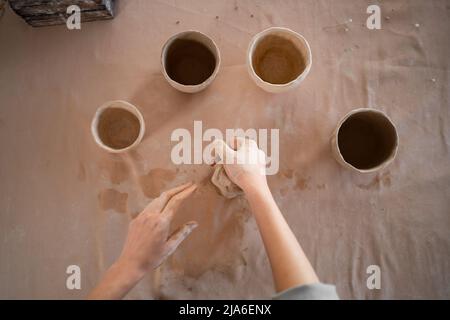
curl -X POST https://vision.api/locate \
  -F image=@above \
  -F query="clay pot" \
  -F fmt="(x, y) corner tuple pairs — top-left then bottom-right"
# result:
(91, 100), (145, 153)
(161, 30), (221, 93)
(247, 27), (312, 93)
(331, 108), (399, 173)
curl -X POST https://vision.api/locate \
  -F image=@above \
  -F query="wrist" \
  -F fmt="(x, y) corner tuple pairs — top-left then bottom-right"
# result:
(113, 258), (146, 285)
(242, 178), (271, 197)
(88, 258), (146, 300)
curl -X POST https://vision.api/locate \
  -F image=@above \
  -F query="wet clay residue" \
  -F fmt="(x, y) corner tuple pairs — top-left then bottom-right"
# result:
(98, 189), (128, 213)
(316, 183), (326, 190)
(97, 108), (141, 150)
(252, 35), (306, 84)
(165, 39), (216, 85)
(338, 113), (397, 170)
(281, 168), (294, 179)
(279, 169), (310, 191)
(357, 171), (392, 190)
(295, 175), (310, 190)
(139, 168), (176, 198)
(165, 182), (250, 279)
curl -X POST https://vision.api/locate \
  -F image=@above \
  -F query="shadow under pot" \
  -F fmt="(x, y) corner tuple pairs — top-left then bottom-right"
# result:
(331, 108), (399, 173)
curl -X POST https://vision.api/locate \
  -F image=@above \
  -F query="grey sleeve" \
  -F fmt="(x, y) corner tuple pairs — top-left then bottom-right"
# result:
(273, 283), (339, 300)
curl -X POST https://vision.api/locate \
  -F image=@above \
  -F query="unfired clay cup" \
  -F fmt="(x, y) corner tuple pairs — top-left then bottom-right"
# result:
(161, 30), (221, 93)
(247, 27), (312, 93)
(91, 100), (145, 153)
(331, 108), (399, 173)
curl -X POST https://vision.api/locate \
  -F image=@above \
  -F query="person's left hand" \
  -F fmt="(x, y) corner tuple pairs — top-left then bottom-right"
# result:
(118, 182), (198, 274)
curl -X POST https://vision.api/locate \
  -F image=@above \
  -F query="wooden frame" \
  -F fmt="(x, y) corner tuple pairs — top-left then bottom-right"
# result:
(8, 0), (115, 27)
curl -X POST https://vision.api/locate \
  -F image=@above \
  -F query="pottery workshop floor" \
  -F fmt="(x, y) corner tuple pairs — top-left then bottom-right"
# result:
(0, 0), (449, 299)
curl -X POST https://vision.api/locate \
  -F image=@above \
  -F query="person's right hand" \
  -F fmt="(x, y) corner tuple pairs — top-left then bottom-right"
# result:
(118, 182), (198, 273)
(88, 182), (198, 300)
(212, 138), (267, 192)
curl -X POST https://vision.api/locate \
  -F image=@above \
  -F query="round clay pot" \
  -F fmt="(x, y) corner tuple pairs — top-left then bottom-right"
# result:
(331, 108), (399, 173)
(247, 27), (312, 93)
(91, 100), (145, 153)
(161, 30), (221, 93)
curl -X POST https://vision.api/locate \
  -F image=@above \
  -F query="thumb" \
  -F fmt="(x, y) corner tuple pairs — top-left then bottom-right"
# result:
(164, 221), (198, 257)
(213, 139), (235, 164)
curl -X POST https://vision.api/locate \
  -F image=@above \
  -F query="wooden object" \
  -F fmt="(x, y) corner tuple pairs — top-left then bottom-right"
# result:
(8, 0), (115, 27)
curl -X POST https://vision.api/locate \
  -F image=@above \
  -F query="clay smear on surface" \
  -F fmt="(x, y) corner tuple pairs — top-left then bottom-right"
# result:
(164, 181), (250, 279)
(337, 112), (397, 170)
(139, 168), (177, 198)
(98, 189), (128, 213)
(165, 39), (216, 85)
(252, 35), (306, 84)
(97, 108), (141, 150)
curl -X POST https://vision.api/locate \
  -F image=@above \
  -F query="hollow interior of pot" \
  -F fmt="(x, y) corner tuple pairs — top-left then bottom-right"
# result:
(337, 111), (397, 170)
(251, 31), (308, 85)
(96, 107), (141, 150)
(163, 33), (218, 86)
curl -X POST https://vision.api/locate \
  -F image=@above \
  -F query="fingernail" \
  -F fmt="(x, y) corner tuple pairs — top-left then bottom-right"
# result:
(187, 221), (198, 229)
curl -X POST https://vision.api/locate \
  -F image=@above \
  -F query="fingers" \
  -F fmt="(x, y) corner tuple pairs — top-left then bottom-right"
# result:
(232, 136), (247, 150)
(213, 139), (236, 164)
(144, 182), (193, 214)
(162, 184), (197, 220)
(164, 221), (198, 257)
(233, 136), (258, 150)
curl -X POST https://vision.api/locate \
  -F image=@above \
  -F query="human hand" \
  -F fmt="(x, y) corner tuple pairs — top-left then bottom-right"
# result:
(118, 182), (198, 275)
(212, 138), (267, 193)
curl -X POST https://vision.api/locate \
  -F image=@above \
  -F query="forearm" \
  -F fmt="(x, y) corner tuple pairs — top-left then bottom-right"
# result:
(87, 259), (145, 300)
(244, 183), (319, 292)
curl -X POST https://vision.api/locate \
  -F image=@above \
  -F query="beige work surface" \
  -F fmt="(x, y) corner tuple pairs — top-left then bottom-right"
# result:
(0, 0), (449, 299)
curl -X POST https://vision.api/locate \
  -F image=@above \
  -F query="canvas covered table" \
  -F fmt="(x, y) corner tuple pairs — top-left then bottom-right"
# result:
(0, 0), (449, 299)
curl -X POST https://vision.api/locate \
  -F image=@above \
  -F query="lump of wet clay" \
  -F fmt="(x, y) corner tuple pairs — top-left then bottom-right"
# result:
(211, 165), (243, 199)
